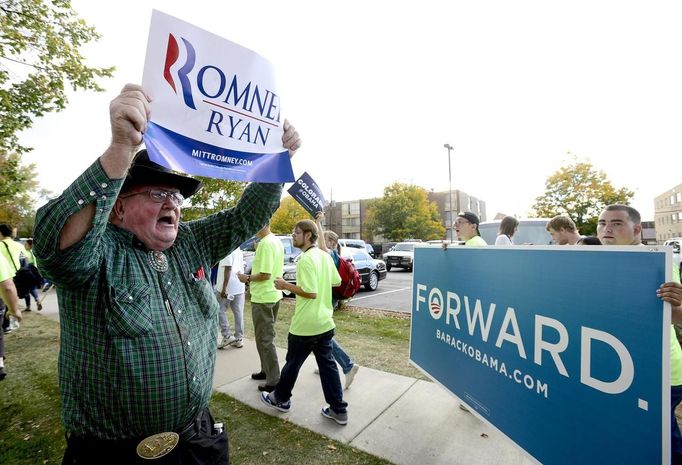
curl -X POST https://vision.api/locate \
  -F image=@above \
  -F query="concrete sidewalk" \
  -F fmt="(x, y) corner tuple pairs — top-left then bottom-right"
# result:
(37, 290), (533, 465)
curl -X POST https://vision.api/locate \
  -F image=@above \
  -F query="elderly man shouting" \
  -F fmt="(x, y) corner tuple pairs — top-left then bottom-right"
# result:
(34, 84), (300, 465)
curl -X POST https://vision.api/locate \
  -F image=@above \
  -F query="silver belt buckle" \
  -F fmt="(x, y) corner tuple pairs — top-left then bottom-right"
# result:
(136, 432), (179, 460)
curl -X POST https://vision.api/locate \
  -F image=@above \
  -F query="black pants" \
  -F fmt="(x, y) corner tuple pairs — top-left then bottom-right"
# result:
(62, 408), (229, 465)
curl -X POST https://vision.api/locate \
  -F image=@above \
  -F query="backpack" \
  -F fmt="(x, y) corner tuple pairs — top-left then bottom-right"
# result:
(333, 256), (361, 299)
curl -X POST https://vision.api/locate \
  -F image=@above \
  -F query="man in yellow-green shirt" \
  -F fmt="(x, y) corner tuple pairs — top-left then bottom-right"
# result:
(264, 219), (348, 425)
(238, 224), (284, 392)
(598, 204), (682, 464)
(455, 212), (487, 246)
(0, 253), (20, 379)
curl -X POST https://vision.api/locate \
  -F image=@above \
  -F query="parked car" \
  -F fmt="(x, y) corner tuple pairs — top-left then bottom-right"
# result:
(383, 242), (418, 271)
(242, 234), (301, 274)
(478, 219), (554, 245)
(664, 238), (682, 274)
(338, 238), (366, 249)
(282, 246), (387, 294)
(426, 239), (464, 246)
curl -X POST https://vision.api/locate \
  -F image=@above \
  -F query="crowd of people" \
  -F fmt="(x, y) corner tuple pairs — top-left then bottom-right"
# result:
(4, 81), (680, 464)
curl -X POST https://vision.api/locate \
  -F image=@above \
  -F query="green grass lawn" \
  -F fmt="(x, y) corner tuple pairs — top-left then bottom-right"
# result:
(242, 298), (426, 379)
(0, 300), (420, 464)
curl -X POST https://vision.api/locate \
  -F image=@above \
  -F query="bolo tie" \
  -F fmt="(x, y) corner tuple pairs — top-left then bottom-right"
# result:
(148, 250), (169, 273)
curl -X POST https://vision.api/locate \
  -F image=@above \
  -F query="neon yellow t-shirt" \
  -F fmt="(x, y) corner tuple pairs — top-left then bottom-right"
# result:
(0, 254), (13, 282)
(671, 265), (682, 386)
(465, 236), (487, 246)
(0, 238), (22, 275)
(250, 234), (284, 304)
(289, 247), (341, 336)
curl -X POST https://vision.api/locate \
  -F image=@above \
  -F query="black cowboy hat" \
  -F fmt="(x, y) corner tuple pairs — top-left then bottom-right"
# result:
(121, 150), (202, 198)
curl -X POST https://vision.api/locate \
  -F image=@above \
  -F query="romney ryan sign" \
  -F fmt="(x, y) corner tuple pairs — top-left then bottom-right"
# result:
(141, 10), (293, 182)
(410, 246), (671, 465)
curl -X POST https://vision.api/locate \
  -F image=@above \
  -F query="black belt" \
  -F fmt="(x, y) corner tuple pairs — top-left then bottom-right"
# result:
(67, 408), (209, 461)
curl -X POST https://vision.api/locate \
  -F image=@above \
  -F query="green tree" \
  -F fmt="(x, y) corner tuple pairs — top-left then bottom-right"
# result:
(532, 158), (634, 235)
(0, 0), (114, 154)
(270, 196), (308, 234)
(366, 183), (445, 241)
(181, 177), (245, 221)
(0, 150), (49, 234)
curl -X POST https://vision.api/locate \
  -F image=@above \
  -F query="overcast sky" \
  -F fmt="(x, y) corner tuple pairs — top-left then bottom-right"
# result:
(17, 0), (682, 220)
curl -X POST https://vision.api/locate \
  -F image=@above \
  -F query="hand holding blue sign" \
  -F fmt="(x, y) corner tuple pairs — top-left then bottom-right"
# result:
(656, 281), (682, 314)
(287, 172), (325, 217)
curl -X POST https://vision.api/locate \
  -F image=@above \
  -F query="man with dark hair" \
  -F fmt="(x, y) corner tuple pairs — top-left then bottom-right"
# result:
(0, 254), (20, 378)
(33, 84), (301, 464)
(455, 212), (487, 246)
(0, 224), (24, 332)
(597, 204), (682, 464)
(546, 215), (582, 245)
(263, 219), (348, 425)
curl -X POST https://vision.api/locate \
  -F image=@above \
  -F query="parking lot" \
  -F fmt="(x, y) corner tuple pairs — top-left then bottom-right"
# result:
(347, 268), (413, 314)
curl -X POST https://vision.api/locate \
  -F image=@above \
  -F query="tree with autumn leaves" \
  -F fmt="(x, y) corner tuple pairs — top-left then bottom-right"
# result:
(365, 183), (445, 242)
(1, 0), (113, 232)
(532, 158), (634, 235)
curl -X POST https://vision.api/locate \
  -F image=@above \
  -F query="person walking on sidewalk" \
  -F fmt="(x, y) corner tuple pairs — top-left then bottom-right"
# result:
(238, 224), (284, 393)
(33, 84), (301, 464)
(0, 253), (21, 379)
(22, 239), (42, 311)
(216, 247), (245, 349)
(314, 213), (359, 389)
(264, 219), (349, 425)
(0, 224), (24, 332)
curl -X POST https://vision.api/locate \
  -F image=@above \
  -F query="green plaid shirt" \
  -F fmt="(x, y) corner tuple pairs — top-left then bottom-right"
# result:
(34, 160), (282, 439)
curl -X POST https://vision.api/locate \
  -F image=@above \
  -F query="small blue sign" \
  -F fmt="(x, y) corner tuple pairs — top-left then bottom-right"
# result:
(410, 246), (670, 465)
(287, 172), (326, 217)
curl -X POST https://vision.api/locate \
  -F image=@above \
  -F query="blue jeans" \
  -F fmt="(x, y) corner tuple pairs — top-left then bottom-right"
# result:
(274, 329), (347, 414)
(24, 286), (39, 308)
(672, 385), (682, 465)
(331, 338), (354, 374)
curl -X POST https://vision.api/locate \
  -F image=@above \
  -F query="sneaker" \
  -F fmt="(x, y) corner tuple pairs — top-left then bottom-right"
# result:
(251, 371), (266, 380)
(0, 366), (5, 381)
(344, 365), (359, 390)
(3, 328), (11, 334)
(218, 335), (236, 349)
(321, 406), (348, 425)
(260, 391), (290, 412)
(9, 316), (20, 331)
(258, 383), (276, 392)
(232, 338), (244, 348)
(37, 302), (42, 311)
(24, 307), (31, 312)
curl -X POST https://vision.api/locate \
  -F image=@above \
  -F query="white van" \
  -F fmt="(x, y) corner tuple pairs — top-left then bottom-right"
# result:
(478, 219), (554, 245)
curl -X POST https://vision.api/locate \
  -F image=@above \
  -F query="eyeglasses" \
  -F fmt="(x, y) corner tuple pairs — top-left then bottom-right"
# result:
(454, 219), (471, 226)
(120, 189), (184, 206)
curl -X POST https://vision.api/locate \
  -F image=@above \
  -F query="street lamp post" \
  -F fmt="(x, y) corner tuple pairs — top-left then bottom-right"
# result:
(443, 143), (454, 242)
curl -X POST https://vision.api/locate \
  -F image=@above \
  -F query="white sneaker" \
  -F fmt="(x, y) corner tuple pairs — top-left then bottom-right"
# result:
(233, 338), (244, 348)
(9, 316), (20, 331)
(218, 335), (236, 349)
(344, 365), (359, 390)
